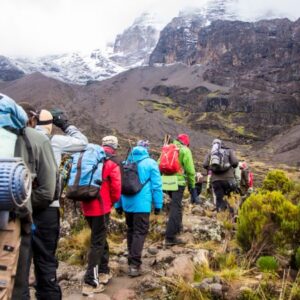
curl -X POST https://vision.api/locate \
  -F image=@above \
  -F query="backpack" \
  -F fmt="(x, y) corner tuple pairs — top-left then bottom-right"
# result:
(248, 171), (254, 188)
(66, 144), (106, 201)
(159, 144), (181, 175)
(121, 159), (149, 196)
(209, 142), (231, 173)
(0, 127), (32, 229)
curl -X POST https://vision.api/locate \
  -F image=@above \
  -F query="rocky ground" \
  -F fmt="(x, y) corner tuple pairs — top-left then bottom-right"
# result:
(46, 194), (260, 300)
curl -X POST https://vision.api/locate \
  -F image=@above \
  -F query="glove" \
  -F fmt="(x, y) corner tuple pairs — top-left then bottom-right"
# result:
(154, 208), (161, 215)
(115, 207), (123, 216)
(53, 113), (69, 132)
(189, 187), (200, 204)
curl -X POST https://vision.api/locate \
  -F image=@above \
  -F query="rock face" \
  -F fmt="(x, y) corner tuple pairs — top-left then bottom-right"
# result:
(149, 18), (300, 142)
(111, 12), (163, 67)
(0, 55), (24, 81)
(149, 0), (237, 66)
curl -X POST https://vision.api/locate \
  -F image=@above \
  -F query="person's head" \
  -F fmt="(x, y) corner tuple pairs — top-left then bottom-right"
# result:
(18, 102), (39, 128)
(137, 139), (149, 149)
(37, 109), (53, 135)
(102, 135), (119, 150)
(177, 134), (190, 147)
(212, 138), (222, 146)
(240, 161), (248, 170)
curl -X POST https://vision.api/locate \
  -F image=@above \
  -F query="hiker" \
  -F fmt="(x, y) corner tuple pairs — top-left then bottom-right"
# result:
(81, 136), (121, 296)
(161, 134), (198, 246)
(0, 95), (33, 300)
(115, 140), (163, 277)
(17, 104), (61, 300)
(203, 139), (239, 212)
(0, 95), (57, 300)
(235, 161), (254, 207)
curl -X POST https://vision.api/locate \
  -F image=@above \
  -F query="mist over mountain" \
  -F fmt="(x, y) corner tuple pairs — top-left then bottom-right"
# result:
(1, 0), (294, 85)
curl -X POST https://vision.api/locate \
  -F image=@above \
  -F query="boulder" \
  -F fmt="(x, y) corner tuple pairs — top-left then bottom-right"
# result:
(192, 249), (209, 267)
(153, 249), (175, 265)
(166, 255), (195, 282)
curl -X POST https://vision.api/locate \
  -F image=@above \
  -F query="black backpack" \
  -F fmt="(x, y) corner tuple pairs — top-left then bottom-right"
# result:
(121, 158), (149, 196)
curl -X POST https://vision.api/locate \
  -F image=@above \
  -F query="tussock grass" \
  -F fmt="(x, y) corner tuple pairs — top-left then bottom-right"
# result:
(57, 227), (91, 265)
(162, 276), (209, 300)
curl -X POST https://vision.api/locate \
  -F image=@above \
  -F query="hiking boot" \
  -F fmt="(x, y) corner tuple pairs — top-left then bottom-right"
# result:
(98, 272), (113, 284)
(82, 283), (105, 296)
(128, 265), (141, 277)
(165, 237), (186, 247)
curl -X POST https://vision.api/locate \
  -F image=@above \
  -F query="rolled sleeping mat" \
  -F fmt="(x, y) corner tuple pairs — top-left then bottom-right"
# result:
(0, 158), (32, 211)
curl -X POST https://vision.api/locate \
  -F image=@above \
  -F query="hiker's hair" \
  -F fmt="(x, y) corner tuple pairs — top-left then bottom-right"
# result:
(18, 102), (38, 118)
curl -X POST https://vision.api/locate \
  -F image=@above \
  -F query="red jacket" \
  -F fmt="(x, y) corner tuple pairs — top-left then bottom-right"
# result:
(81, 146), (121, 216)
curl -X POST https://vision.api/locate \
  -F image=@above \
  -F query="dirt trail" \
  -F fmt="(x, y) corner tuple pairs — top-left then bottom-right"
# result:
(64, 275), (139, 299)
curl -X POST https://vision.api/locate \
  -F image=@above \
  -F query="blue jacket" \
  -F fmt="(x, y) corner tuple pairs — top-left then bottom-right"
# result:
(116, 146), (163, 213)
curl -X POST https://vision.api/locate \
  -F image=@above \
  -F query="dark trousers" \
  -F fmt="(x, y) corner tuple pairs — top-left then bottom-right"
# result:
(32, 207), (61, 300)
(165, 186), (185, 240)
(11, 231), (31, 300)
(125, 213), (150, 267)
(212, 180), (234, 212)
(84, 214), (110, 286)
(18, 207), (61, 300)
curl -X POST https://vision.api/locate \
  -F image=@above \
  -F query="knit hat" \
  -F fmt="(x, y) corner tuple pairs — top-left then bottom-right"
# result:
(212, 138), (222, 146)
(38, 109), (53, 135)
(102, 135), (119, 150)
(177, 134), (190, 147)
(137, 140), (149, 148)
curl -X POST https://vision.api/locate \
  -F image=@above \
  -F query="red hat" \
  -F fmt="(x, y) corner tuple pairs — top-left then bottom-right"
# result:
(177, 134), (190, 146)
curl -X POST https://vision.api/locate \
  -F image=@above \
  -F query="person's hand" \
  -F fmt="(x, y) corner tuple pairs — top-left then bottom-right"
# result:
(53, 113), (69, 131)
(154, 208), (161, 215)
(115, 207), (123, 216)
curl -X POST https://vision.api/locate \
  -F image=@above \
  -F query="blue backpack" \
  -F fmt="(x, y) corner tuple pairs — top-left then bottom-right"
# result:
(66, 144), (106, 201)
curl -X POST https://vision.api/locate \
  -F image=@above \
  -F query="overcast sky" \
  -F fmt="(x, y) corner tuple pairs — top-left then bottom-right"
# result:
(0, 0), (299, 57)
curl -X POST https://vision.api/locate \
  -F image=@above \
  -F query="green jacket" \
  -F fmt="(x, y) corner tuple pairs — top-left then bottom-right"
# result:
(173, 140), (196, 188)
(15, 127), (57, 212)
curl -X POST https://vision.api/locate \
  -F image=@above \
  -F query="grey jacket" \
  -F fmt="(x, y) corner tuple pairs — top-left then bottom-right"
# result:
(203, 148), (239, 182)
(36, 125), (88, 166)
(36, 125), (88, 207)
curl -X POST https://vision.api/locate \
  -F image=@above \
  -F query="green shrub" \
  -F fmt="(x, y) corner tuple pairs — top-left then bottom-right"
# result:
(237, 191), (300, 252)
(288, 183), (300, 205)
(262, 170), (294, 194)
(256, 256), (279, 272)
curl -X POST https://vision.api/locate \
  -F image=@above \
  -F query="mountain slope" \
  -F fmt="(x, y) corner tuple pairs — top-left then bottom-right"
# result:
(0, 55), (24, 81)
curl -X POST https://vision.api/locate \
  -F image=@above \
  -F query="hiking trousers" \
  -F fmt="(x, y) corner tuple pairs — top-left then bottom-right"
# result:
(0, 219), (21, 300)
(212, 180), (234, 212)
(32, 207), (61, 300)
(84, 213), (110, 286)
(125, 213), (150, 267)
(165, 186), (185, 241)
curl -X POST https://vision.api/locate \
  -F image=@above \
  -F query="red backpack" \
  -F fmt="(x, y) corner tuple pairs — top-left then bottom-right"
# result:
(248, 171), (254, 188)
(159, 144), (181, 175)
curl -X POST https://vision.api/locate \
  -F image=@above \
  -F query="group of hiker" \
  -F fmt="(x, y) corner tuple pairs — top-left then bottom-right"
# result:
(0, 93), (253, 299)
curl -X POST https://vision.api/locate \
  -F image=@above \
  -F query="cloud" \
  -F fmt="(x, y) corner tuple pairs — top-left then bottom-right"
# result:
(0, 0), (299, 57)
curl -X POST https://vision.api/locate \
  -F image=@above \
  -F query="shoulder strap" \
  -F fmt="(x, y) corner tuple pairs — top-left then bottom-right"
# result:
(4, 126), (34, 165)
(21, 129), (34, 165)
